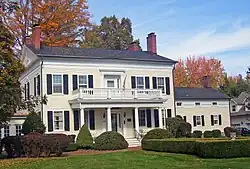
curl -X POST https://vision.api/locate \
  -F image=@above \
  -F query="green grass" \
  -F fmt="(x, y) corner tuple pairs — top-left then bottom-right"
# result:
(2, 151), (250, 169)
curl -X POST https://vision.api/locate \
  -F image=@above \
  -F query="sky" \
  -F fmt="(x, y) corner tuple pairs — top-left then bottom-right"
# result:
(88, 0), (250, 76)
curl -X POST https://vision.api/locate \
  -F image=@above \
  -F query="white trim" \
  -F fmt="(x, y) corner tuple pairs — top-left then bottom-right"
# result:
(52, 74), (63, 94)
(52, 110), (64, 132)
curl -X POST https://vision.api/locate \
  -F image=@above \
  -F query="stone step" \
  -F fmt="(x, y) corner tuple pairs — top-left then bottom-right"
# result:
(126, 138), (141, 147)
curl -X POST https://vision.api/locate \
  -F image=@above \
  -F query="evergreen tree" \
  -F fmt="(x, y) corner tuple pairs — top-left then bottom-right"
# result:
(22, 111), (46, 134)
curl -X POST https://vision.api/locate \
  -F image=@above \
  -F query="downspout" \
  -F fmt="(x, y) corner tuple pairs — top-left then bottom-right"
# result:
(172, 64), (177, 117)
(40, 57), (44, 121)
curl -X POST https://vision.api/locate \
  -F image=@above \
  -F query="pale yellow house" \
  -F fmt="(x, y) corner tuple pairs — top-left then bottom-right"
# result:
(19, 26), (176, 146)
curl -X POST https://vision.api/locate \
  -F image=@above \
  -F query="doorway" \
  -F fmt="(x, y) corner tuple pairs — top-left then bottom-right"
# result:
(111, 112), (123, 135)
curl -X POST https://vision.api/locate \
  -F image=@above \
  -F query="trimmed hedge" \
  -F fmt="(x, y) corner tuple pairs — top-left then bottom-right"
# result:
(94, 131), (128, 150)
(142, 129), (173, 141)
(204, 131), (213, 138)
(212, 129), (221, 138)
(192, 130), (202, 138)
(66, 143), (79, 152)
(1, 136), (23, 158)
(76, 124), (93, 149)
(142, 138), (250, 158)
(45, 134), (72, 152)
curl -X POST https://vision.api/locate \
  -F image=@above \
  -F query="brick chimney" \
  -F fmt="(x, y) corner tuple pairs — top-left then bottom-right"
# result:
(24, 36), (32, 45)
(202, 76), (210, 88)
(147, 32), (157, 54)
(31, 25), (41, 49)
(128, 41), (140, 51)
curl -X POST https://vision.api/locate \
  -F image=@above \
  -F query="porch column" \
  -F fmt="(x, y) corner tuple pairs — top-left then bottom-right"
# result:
(107, 107), (112, 131)
(158, 107), (163, 128)
(134, 107), (139, 137)
(80, 108), (85, 127)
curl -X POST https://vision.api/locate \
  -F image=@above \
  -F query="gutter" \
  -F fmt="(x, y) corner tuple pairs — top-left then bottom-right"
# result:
(40, 57), (44, 121)
(172, 64), (177, 117)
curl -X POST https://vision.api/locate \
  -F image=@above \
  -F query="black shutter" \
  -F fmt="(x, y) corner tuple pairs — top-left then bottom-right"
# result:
(47, 74), (52, 94)
(193, 116), (196, 127)
(154, 109), (159, 127)
(183, 116), (187, 122)
(24, 84), (27, 100)
(145, 77), (150, 89)
(73, 75), (78, 90)
(201, 115), (205, 126)
(131, 76), (136, 88)
(88, 75), (93, 88)
(48, 111), (53, 132)
(37, 75), (40, 95)
(89, 110), (95, 130)
(64, 111), (70, 131)
(211, 115), (214, 126)
(167, 109), (172, 118)
(132, 109), (135, 128)
(146, 109), (152, 127)
(27, 82), (30, 100)
(73, 110), (80, 130)
(63, 74), (69, 94)
(34, 77), (37, 96)
(152, 77), (157, 89)
(165, 77), (170, 95)
(219, 115), (222, 125)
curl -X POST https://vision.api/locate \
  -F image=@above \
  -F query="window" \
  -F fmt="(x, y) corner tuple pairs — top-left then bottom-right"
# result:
(53, 75), (63, 93)
(54, 111), (63, 130)
(196, 116), (201, 126)
(212, 102), (217, 105)
(157, 77), (165, 93)
(107, 80), (115, 88)
(4, 126), (10, 137)
(139, 109), (146, 126)
(167, 109), (172, 118)
(176, 102), (182, 106)
(195, 102), (200, 106)
(136, 77), (145, 89)
(16, 125), (22, 136)
(232, 105), (236, 111)
(79, 75), (88, 88)
(213, 115), (219, 125)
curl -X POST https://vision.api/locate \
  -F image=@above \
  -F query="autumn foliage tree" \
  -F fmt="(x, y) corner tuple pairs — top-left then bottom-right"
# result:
(174, 56), (224, 88)
(0, 0), (90, 48)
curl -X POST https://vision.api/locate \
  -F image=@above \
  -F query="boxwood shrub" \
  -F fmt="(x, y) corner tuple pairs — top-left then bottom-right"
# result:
(94, 131), (128, 150)
(66, 143), (80, 152)
(203, 131), (213, 138)
(142, 129), (173, 141)
(212, 129), (221, 138)
(192, 130), (202, 138)
(142, 138), (250, 158)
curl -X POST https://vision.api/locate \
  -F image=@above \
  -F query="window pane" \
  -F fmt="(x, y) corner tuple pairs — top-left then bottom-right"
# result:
(196, 116), (201, 125)
(137, 77), (144, 85)
(4, 126), (9, 137)
(53, 75), (62, 84)
(53, 75), (62, 93)
(157, 77), (164, 85)
(53, 85), (62, 93)
(16, 125), (22, 136)
(54, 111), (63, 130)
(107, 80), (115, 88)
(139, 110), (146, 126)
(79, 75), (87, 85)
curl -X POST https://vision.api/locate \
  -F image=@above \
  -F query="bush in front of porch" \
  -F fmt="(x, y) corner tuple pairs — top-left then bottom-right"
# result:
(142, 129), (173, 141)
(76, 124), (93, 149)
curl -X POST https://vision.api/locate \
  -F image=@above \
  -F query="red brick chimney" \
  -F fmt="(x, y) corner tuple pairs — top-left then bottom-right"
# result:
(24, 36), (32, 45)
(128, 41), (140, 51)
(31, 25), (41, 49)
(202, 76), (210, 88)
(147, 32), (157, 54)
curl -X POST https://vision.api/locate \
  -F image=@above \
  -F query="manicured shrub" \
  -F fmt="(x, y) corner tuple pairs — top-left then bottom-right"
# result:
(192, 130), (202, 138)
(45, 134), (71, 152)
(224, 127), (240, 137)
(66, 143), (80, 152)
(212, 129), (221, 138)
(176, 122), (192, 138)
(68, 135), (76, 143)
(22, 111), (46, 135)
(94, 131), (128, 150)
(204, 131), (213, 138)
(142, 139), (196, 154)
(21, 132), (44, 157)
(76, 124), (93, 149)
(1, 136), (23, 158)
(142, 129), (173, 141)
(41, 135), (61, 157)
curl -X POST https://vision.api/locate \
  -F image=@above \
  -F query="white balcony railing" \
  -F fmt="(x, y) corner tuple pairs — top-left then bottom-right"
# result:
(72, 88), (162, 100)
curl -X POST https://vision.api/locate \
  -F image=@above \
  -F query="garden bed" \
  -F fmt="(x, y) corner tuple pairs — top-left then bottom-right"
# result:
(142, 138), (250, 158)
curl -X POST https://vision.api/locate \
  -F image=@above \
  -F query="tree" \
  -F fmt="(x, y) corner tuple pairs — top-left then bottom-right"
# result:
(0, 0), (90, 48)
(80, 15), (140, 50)
(76, 124), (93, 149)
(22, 111), (46, 134)
(174, 56), (224, 88)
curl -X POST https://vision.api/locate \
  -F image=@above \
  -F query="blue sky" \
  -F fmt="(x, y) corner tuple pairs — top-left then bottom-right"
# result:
(88, 0), (250, 76)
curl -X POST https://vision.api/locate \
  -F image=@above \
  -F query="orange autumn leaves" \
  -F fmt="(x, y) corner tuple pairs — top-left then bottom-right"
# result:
(0, 0), (90, 47)
(174, 56), (225, 88)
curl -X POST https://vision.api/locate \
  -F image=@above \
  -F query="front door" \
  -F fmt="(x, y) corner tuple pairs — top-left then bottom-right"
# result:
(111, 112), (123, 134)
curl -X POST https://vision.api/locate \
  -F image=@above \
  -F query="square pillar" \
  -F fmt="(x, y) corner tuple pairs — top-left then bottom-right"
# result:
(134, 107), (139, 137)
(158, 107), (163, 128)
(80, 108), (85, 127)
(107, 107), (112, 131)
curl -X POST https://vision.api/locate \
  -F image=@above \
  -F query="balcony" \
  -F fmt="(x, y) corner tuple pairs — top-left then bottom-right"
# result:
(72, 87), (163, 100)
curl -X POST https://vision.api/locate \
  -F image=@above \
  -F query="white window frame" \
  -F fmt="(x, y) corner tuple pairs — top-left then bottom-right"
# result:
(53, 111), (64, 131)
(52, 74), (63, 94)
(213, 115), (219, 125)
(138, 109), (146, 127)
(212, 102), (217, 106)
(135, 76), (145, 89)
(176, 102), (182, 106)
(196, 116), (202, 126)
(195, 102), (200, 106)
(4, 125), (10, 137)
(232, 105), (236, 112)
(156, 77), (165, 94)
(78, 75), (88, 88)
(16, 125), (22, 136)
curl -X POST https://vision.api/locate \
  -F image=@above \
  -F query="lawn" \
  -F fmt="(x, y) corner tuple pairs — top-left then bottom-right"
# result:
(1, 151), (250, 169)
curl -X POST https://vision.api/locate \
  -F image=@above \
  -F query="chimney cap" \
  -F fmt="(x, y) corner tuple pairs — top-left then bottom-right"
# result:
(148, 32), (155, 36)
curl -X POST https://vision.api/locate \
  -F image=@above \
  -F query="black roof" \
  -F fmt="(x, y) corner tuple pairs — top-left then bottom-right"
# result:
(27, 45), (176, 63)
(175, 87), (230, 100)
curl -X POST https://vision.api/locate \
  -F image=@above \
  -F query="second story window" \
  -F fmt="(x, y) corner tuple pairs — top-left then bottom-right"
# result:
(136, 77), (145, 89)
(53, 75), (63, 93)
(79, 75), (88, 88)
(157, 77), (165, 93)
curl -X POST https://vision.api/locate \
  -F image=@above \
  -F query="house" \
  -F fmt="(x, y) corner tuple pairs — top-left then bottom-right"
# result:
(174, 78), (231, 133)
(230, 92), (250, 129)
(19, 26), (176, 146)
